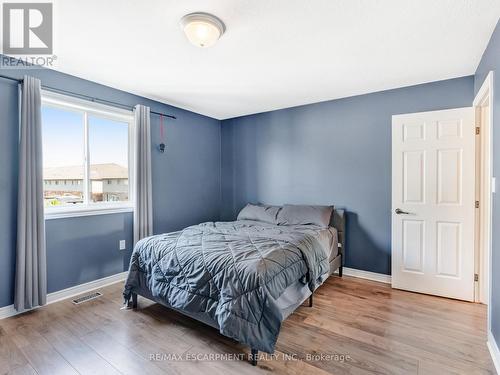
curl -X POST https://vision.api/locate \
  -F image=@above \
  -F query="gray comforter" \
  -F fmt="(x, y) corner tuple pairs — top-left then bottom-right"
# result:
(123, 220), (334, 353)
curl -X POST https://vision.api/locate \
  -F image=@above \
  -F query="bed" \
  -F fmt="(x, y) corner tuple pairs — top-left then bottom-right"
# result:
(123, 204), (345, 365)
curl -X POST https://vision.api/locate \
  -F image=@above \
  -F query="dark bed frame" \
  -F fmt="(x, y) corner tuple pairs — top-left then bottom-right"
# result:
(128, 209), (345, 366)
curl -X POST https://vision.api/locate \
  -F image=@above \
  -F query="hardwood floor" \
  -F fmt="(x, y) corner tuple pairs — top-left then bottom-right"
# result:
(0, 276), (495, 375)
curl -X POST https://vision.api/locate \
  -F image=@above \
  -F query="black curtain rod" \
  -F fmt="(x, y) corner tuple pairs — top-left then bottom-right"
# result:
(0, 74), (177, 119)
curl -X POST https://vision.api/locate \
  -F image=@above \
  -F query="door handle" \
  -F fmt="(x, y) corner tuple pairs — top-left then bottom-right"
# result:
(395, 208), (412, 215)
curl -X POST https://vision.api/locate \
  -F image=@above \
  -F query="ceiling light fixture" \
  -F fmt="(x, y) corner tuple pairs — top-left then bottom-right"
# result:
(180, 12), (225, 48)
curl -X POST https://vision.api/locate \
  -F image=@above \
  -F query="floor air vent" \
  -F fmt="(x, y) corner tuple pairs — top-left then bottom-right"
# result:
(72, 291), (102, 305)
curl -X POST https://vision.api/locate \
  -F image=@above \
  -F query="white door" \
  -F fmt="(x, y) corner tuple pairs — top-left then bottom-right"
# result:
(392, 107), (475, 301)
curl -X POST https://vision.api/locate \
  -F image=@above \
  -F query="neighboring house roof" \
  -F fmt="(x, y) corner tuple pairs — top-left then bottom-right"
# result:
(43, 163), (128, 180)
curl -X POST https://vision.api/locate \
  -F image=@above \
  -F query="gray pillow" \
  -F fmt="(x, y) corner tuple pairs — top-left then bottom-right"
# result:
(237, 204), (281, 224)
(277, 204), (334, 227)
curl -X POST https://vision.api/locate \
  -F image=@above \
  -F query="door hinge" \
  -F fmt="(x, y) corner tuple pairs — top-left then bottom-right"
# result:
(475, 200), (479, 208)
(474, 274), (479, 282)
(476, 127), (480, 135)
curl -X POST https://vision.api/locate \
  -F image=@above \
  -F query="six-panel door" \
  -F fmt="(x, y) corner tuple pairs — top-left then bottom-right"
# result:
(392, 107), (475, 301)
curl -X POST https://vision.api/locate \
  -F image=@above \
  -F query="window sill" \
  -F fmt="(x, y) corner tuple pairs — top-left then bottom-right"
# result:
(44, 206), (134, 220)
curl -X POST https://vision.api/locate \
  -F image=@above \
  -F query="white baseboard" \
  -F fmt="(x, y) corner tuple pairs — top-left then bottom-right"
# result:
(0, 271), (127, 320)
(336, 267), (392, 284)
(488, 331), (500, 374)
(0, 267), (391, 319)
(0, 304), (18, 320)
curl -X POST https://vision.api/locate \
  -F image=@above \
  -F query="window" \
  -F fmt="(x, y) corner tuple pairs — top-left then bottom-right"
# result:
(42, 91), (134, 217)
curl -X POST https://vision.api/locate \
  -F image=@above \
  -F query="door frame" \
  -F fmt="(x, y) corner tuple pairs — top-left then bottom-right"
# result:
(473, 71), (494, 324)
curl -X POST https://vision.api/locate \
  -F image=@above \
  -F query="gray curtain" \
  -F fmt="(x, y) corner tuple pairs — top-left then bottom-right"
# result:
(15, 76), (47, 312)
(134, 105), (153, 244)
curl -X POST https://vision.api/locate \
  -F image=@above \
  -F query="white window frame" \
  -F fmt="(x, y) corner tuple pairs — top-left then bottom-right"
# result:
(42, 90), (135, 219)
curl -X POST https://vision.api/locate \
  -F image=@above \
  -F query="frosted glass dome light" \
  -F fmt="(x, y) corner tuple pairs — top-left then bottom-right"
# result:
(180, 13), (225, 48)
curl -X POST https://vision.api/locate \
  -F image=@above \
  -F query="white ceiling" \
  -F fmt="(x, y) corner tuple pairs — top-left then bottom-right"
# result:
(46, 1), (500, 119)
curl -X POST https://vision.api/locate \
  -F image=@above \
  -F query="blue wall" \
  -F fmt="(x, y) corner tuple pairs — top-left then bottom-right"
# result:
(221, 76), (474, 275)
(0, 68), (221, 307)
(0, 44), (490, 311)
(474, 20), (500, 349)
